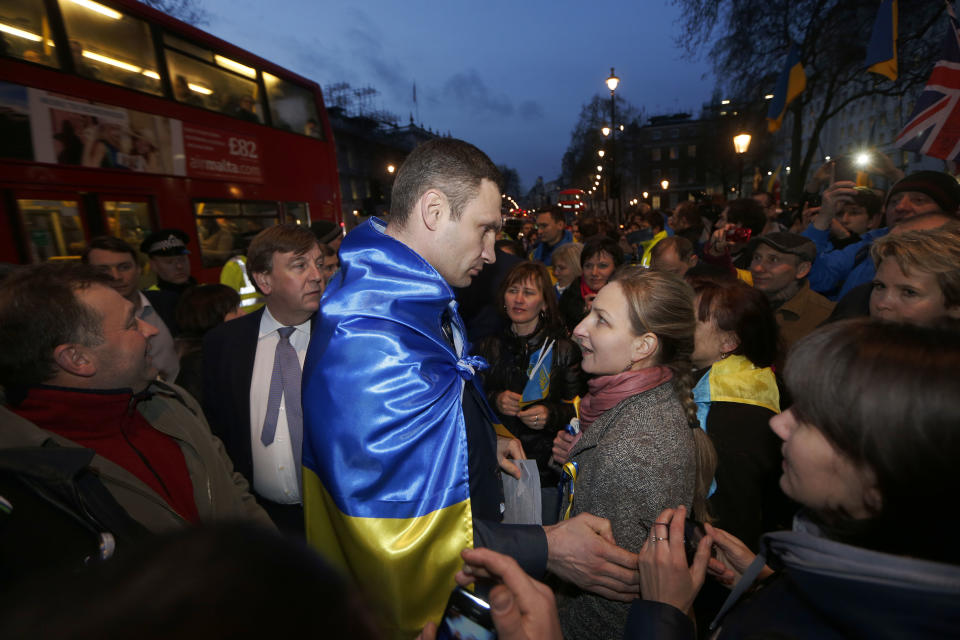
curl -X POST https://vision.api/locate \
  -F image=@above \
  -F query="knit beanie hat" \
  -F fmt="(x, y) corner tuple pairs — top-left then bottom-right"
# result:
(886, 171), (960, 215)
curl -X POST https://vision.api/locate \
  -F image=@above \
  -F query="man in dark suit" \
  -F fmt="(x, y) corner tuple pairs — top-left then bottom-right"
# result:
(202, 224), (323, 535)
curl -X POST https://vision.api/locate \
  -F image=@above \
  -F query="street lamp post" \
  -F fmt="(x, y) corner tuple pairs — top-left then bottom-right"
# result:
(606, 67), (620, 224)
(733, 132), (752, 197)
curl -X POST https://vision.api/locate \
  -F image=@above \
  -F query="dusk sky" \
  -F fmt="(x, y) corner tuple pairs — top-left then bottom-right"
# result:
(200, 0), (718, 193)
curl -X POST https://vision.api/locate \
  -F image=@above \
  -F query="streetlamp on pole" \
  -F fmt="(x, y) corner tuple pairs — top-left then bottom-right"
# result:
(733, 132), (752, 197)
(606, 67), (620, 224)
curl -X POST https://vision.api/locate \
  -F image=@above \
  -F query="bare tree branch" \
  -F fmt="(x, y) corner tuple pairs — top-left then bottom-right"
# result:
(139, 0), (209, 26)
(673, 0), (944, 197)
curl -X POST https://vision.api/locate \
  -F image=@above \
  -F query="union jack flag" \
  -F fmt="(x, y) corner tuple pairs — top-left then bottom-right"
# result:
(895, 3), (960, 162)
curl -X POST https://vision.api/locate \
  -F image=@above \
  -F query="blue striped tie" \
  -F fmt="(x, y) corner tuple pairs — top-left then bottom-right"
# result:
(261, 327), (302, 480)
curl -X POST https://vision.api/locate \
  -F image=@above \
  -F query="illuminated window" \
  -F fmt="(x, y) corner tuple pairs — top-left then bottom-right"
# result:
(58, 0), (161, 95)
(264, 72), (323, 138)
(284, 202), (310, 226)
(17, 199), (85, 261)
(164, 34), (262, 122)
(103, 200), (152, 248)
(0, 0), (60, 68)
(194, 201), (280, 268)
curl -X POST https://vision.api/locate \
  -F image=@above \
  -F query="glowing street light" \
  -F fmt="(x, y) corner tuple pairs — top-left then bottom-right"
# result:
(660, 179), (670, 191)
(604, 66), (621, 221)
(733, 133), (752, 155)
(605, 67), (620, 92)
(733, 132), (752, 197)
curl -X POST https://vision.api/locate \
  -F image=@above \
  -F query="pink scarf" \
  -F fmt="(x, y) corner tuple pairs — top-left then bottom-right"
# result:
(579, 366), (673, 430)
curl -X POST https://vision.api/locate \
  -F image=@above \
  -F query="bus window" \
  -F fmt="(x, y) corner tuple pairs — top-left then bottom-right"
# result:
(57, 0), (161, 96)
(0, 0), (59, 68)
(17, 199), (85, 261)
(194, 200), (279, 268)
(164, 35), (263, 123)
(284, 202), (310, 226)
(264, 72), (323, 138)
(103, 200), (152, 248)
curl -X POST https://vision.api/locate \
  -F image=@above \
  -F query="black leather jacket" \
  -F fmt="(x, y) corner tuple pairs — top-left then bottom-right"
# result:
(475, 320), (586, 486)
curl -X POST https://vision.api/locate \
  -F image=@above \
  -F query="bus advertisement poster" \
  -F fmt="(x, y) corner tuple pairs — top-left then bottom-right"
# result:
(182, 124), (262, 183)
(0, 80), (262, 184)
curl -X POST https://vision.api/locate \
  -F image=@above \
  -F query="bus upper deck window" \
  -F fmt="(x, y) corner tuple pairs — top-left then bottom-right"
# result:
(264, 72), (322, 139)
(0, 0), (60, 67)
(57, 0), (161, 96)
(165, 48), (262, 122)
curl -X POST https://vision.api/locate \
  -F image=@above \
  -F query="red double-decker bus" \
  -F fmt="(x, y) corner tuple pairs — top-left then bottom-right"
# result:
(0, 0), (340, 280)
(558, 188), (586, 214)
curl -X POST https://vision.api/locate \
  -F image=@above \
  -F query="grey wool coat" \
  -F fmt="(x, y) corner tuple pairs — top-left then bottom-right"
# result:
(557, 380), (697, 640)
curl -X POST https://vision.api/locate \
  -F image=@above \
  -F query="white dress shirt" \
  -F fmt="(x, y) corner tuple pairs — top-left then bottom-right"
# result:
(137, 292), (180, 382)
(249, 307), (310, 503)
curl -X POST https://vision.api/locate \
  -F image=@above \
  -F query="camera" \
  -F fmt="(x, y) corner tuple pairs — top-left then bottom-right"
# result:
(437, 586), (497, 640)
(725, 227), (752, 244)
(831, 155), (859, 183)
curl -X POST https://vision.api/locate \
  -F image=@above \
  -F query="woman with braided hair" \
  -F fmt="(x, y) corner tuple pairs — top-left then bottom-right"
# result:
(554, 267), (716, 640)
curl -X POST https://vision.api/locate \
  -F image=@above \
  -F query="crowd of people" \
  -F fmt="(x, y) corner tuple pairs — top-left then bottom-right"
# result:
(1, 138), (959, 639)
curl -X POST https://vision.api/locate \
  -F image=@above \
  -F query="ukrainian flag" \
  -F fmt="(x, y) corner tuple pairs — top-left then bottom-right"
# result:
(865, 0), (898, 81)
(767, 45), (807, 133)
(302, 219), (485, 639)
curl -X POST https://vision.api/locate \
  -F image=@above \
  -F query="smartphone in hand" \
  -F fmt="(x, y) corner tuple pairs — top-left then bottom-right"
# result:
(437, 586), (497, 640)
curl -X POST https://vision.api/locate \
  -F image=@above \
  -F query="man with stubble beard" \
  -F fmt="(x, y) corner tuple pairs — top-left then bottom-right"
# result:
(302, 138), (641, 637)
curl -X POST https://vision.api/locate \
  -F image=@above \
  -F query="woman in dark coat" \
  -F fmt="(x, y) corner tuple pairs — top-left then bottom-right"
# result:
(475, 261), (585, 524)
(558, 235), (624, 333)
(689, 278), (793, 551)
(632, 320), (960, 639)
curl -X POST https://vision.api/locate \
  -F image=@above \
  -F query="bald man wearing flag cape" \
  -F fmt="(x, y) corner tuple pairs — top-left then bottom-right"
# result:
(302, 139), (640, 638)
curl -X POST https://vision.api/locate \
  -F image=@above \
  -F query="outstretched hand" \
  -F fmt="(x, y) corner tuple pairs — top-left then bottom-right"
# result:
(704, 523), (772, 588)
(637, 505), (711, 613)
(497, 435), (525, 479)
(551, 429), (581, 465)
(544, 512), (640, 601)
(814, 180), (858, 229)
(496, 390), (523, 416)
(455, 548), (563, 640)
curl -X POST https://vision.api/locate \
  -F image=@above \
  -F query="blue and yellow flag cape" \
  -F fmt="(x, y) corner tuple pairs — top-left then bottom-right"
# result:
(866, 0), (898, 81)
(767, 44), (807, 133)
(693, 354), (780, 496)
(302, 218), (484, 638)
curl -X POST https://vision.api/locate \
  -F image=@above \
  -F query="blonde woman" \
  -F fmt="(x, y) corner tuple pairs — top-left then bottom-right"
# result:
(553, 268), (716, 640)
(551, 242), (583, 297)
(870, 226), (960, 327)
